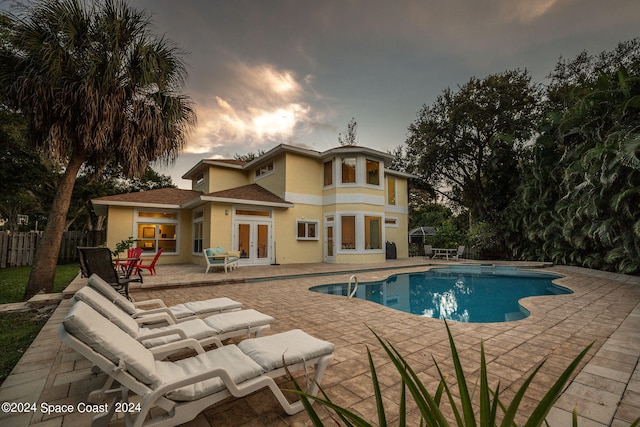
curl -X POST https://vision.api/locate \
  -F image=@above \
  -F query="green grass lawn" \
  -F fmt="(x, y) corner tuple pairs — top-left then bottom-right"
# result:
(0, 264), (79, 304)
(0, 264), (80, 385)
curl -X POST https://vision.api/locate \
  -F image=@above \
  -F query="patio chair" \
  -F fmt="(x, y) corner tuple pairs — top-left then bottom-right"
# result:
(59, 301), (335, 426)
(453, 245), (465, 260)
(87, 274), (243, 324)
(204, 247), (240, 273)
(117, 247), (143, 275)
(424, 244), (433, 259)
(78, 247), (141, 300)
(135, 247), (164, 276)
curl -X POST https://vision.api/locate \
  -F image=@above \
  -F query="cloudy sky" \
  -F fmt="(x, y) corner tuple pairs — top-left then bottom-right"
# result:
(5, 1), (640, 187)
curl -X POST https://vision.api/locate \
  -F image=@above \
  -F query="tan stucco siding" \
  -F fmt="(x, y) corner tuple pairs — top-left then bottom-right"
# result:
(253, 156), (286, 198)
(105, 206), (134, 251)
(273, 204), (323, 264)
(209, 166), (249, 193)
(284, 153), (322, 196)
(208, 203), (234, 249)
(384, 214), (409, 258)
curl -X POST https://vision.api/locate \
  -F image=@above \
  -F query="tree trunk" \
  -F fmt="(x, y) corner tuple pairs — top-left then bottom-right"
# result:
(23, 146), (86, 300)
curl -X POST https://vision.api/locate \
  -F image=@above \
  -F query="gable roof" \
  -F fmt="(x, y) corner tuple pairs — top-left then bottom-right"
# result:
(201, 184), (293, 208)
(91, 184), (293, 214)
(91, 188), (203, 213)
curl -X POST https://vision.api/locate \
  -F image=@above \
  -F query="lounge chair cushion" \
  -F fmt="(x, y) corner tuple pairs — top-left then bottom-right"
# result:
(182, 298), (243, 316)
(238, 329), (335, 371)
(73, 287), (140, 337)
(156, 345), (263, 401)
(63, 302), (160, 385)
(88, 274), (137, 315)
(138, 319), (215, 348)
(203, 309), (274, 334)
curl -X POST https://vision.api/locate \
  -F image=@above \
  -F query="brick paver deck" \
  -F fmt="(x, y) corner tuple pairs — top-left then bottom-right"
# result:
(1, 259), (638, 426)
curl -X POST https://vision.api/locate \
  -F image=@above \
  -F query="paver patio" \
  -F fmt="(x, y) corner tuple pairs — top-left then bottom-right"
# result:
(1, 259), (639, 426)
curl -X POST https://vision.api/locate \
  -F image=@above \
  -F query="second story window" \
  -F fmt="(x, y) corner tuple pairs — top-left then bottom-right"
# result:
(387, 176), (396, 205)
(341, 157), (356, 183)
(366, 159), (380, 185)
(323, 160), (333, 186)
(255, 161), (274, 178)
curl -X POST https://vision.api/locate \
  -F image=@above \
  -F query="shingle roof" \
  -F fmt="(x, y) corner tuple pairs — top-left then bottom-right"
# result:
(92, 187), (203, 206)
(205, 184), (289, 205)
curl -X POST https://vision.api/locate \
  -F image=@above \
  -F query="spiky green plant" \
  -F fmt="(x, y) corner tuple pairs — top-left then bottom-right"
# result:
(289, 322), (601, 426)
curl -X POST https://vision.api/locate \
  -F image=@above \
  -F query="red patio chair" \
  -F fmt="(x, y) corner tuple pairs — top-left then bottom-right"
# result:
(136, 247), (164, 275)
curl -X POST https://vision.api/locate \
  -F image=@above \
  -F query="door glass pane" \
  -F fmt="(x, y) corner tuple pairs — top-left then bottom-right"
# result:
(238, 223), (250, 258)
(257, 224), (268, 259)
(327, 226), (334, 257)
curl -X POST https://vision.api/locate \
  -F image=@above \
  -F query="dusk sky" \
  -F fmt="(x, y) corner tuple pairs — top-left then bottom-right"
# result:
(5, 1), (640, 188)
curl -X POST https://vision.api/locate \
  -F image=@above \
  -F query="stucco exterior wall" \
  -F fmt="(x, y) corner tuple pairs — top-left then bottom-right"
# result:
(105, 206), (134, 250)
(209, 166), (249, 193)
(252, 155), (286, 199)
(273, 204), (324, 264)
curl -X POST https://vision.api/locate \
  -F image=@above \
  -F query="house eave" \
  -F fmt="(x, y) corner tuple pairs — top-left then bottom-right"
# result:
(200, 195), (294, 209)
(91, 200), (184, 210)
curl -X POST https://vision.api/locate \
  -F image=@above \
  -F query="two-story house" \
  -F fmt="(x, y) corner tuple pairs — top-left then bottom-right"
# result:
(91, 144), (413, 267)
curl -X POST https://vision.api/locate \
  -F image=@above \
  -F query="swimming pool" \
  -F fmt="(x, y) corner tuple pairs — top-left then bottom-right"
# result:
(309, 266), (571, 323)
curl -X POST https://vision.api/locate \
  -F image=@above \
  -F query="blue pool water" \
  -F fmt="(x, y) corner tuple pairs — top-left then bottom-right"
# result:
(309, 266), (571, 323)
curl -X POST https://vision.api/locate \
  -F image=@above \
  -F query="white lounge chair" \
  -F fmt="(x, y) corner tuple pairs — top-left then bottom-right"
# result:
(73, 286), (274, 350)
(60, 301), (334, 427)
(87, 274), (242, 324)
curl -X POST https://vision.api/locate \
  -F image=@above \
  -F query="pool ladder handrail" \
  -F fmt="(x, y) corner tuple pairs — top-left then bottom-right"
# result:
(347, 275), (358, 300)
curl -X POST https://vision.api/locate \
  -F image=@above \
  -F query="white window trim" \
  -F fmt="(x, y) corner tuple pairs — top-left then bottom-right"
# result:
(365, 158), (383, 188)
(323, 159), (335, 189)
(133, 209), (180, 255)
(254, 161), (275, 180)
(339, 157), (358, 185)
(336, 212), (385, 254)
(384, 217), (399, 228)
(192, 209), (204, 255)
(296, 219), (320, 240)
(386, 175), (397, 206)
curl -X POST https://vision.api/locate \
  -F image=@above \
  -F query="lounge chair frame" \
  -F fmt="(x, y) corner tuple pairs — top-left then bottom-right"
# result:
(59, 315), (333, 427)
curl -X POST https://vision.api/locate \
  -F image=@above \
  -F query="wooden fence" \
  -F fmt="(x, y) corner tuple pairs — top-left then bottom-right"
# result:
(0, 230), (106, 268)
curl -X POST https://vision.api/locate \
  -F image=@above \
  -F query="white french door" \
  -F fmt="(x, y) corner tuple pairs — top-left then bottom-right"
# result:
(234, 220), (272, 265)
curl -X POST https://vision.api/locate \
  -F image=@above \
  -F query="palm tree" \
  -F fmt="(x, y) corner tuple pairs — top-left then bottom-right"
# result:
(0, 0), (196, 298)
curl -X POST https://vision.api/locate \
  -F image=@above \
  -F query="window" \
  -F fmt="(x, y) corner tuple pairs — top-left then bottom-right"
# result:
(387, 176), (396, 205)
(236, 209), (271, 217)
(366, 159), (380, 185)
(255, 161), (274, 178)
(385, 217), (398, 226)
(193, 210), (204, 254)
(323, 160), (333, 186)
(135, 211), (179, 254)
(297, 220), (319, 240)
(341, 158), (356, 183)
(195, 174), (204, 186)
(341, 216), (356, 249)
(365, 216), (382, 249)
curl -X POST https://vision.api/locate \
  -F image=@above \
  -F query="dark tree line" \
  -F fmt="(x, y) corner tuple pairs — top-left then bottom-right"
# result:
(405, 39), (640, 274)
